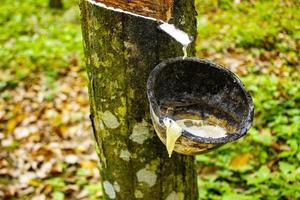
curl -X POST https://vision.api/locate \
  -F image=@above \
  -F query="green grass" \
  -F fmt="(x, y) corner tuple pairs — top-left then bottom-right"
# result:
(196, 0), (300, 52)
(196, 1), (300, 199)
(0, 0), (84, 92)
(0, 0), (299, 199)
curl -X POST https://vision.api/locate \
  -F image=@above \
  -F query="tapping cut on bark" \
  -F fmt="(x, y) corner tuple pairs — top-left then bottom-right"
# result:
(92, 0), (174, 21)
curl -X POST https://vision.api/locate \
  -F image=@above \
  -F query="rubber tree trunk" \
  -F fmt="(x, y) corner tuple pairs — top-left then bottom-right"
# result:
(79, 0), (198, 199)
(49, 0), (63, 8)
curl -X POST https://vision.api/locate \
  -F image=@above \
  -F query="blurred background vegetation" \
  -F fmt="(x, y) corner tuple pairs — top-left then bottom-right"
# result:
(0, 0), (299, 199)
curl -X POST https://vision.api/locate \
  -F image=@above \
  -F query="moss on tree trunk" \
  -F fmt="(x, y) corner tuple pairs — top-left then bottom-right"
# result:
(79, 0), (198, 199)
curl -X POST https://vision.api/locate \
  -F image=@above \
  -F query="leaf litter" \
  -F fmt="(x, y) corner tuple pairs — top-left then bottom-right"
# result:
(0, 65), (102, 199)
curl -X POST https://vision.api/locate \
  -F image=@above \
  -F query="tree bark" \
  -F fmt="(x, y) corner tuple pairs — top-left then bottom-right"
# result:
(79, 0), (198, 199)
(92, 0), (174, 21)
(49, 0), (63, 8)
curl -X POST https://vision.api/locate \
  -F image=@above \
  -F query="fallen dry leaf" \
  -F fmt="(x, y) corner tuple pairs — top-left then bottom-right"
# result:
(229, 153), (252, 168)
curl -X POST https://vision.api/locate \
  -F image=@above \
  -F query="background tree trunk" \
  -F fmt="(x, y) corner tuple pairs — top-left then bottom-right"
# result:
(49, 0), (63, 8)
(79, 0), (198, 199)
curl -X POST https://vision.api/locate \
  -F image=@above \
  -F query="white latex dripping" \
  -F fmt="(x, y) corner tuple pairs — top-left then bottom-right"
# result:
(163, 117), (183, 157)
(87, 0), (193, 59)
(159, 23), (193, 59)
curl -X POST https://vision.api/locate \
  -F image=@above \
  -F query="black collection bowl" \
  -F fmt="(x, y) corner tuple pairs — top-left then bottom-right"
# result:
(147, 57), (254, 155)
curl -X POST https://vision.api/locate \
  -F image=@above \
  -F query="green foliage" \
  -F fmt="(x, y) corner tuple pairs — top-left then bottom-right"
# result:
(52, 191), (65, 200)
(84, 183), (104, 199)
(196, 0), (300, 51)
(0, 0), (83, 92)
(47, 177), (66, 190)
(196, 1), (300, 199)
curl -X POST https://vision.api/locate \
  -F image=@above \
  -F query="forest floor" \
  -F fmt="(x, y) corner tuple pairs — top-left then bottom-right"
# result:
(0, 0), (299, 199)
